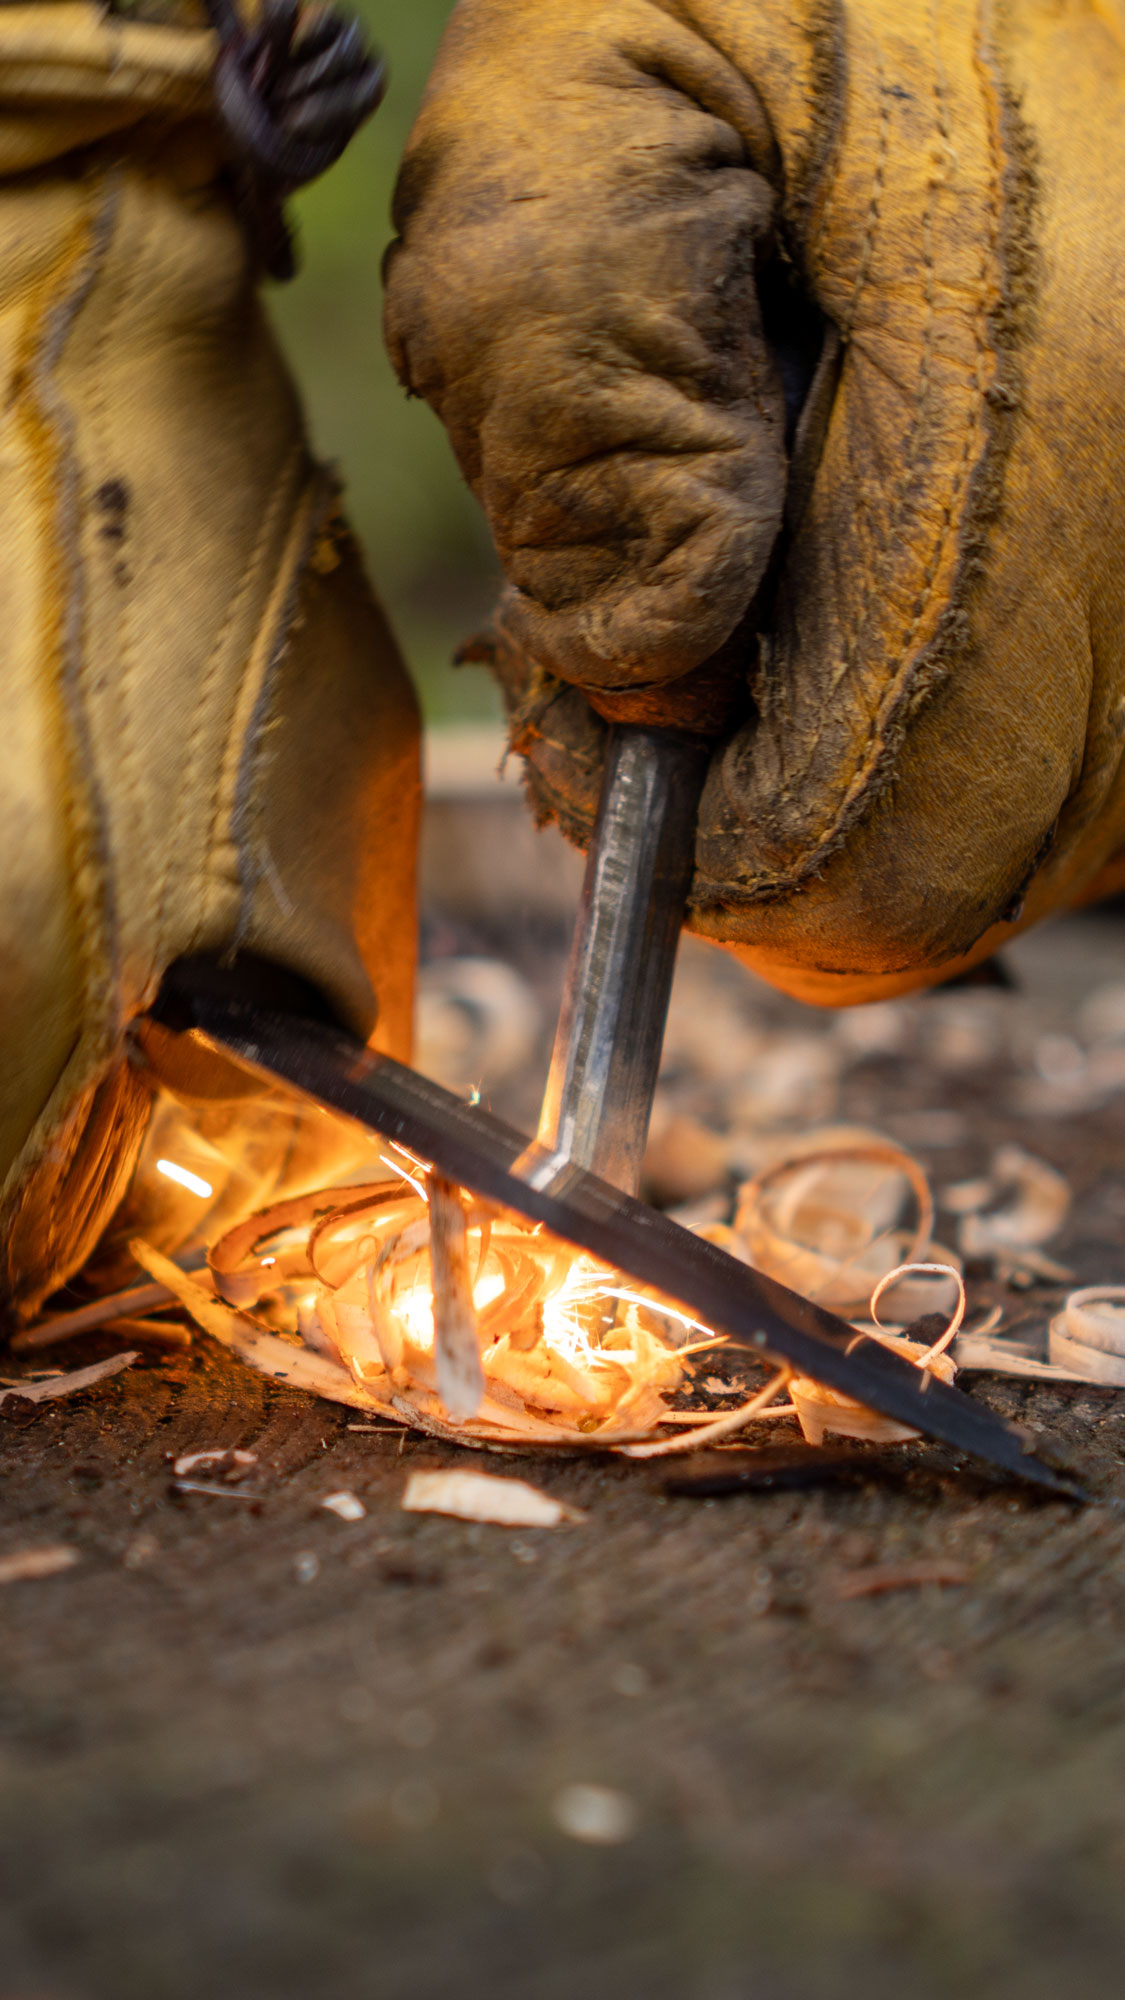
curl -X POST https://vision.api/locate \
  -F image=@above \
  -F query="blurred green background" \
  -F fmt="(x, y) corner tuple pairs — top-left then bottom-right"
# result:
(269, 0), (501, 725)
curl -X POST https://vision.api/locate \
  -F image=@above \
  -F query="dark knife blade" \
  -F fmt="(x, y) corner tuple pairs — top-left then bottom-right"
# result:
(156, 982), (1086, 1501)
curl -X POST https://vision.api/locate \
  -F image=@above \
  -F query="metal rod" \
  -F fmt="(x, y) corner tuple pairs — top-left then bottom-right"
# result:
(535, 726), (710, 1195)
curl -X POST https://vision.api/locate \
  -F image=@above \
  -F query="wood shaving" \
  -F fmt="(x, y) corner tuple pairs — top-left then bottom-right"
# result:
(956, 1145), (1071, 1266)
(428, 1175), (485, 1421)
(401, 1469), (582, 1526)
(788, 1260), (963, 1446)
(103, 1316), (192, 1348)
(0, 1351), (138, 1408)
(0, 1545), (79, 1585)
(835, 1560), (970, 1599)
(13, 1274), (208, 1351)
(953, 1334), (1084, 1382)
(132, 1177), (714, 1453)
(1049, 1287), (1125, 1385)
(131, 1243), (395, 1415)
(172, 1448), (257, 1478)
(127, 1143), (978, 1464)
(733, 1131), (935, 1314)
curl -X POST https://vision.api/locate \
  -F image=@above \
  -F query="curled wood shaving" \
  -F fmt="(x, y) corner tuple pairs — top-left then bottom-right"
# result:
(130, 1243), (395, 1415)
(955, 1145), (1071, 1271)
(733, 1133), (935, 1315)
(1049, 1286), (1125, 1385)
(137, 1178), (715, 1453)
(788, 1261), (963, 1447)
(124, 1143), (979, 1463)
(172, 1448), (257, 1478)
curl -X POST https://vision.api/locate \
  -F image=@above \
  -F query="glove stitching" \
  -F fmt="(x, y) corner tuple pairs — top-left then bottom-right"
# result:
(25, 168), (125, 1040)
(0, 170), (132, 1305)
(827, 0), (946, 699)
(81, 168), (164, 983)
(830, 9), (997, 831)
(226, 463), (332, 959)
(150, 438), (306, 968)
(851, 0), (999, 739)
(832, 49), (889, 337)
(763, 0), (964, 801)
(703, 0), (1001, 911)
(807, 0), (1024, 889)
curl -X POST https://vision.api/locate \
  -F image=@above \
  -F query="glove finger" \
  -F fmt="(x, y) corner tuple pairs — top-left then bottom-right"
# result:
(386, 1), (790, 699)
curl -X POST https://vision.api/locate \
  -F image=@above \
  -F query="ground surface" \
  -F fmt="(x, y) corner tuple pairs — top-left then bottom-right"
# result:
(5, 799), (1125, 2000)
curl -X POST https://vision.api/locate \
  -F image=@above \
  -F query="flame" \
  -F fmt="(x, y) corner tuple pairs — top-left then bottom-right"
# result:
(142, 1144), (964, 1456)
(195, 1167), (724, 1442)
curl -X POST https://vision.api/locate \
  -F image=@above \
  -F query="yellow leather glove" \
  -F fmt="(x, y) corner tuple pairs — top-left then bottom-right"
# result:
(0, 3), (419, 1317)
(385, 0), (1125, 1006)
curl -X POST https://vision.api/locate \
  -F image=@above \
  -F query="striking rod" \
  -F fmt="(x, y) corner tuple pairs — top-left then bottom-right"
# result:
(535, 726), (710, 1195)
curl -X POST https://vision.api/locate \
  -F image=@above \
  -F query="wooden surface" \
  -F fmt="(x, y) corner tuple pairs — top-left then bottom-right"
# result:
(5, 897), (1125, 1999)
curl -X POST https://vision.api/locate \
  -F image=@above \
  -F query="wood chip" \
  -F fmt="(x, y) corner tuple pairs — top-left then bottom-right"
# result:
(322, 1490), (366, 1521)
(0, 1545), (79, 1585)
(401, 1469), (583, 1526)
(103, 1316), (192, 1348)
(172, 1449), (257, 1478)
(0, 1351), (138, 1407)
(427, 1174), (485, 1422)
(835, 1560), (970, 1600)
(12, 1272), (209, 1351)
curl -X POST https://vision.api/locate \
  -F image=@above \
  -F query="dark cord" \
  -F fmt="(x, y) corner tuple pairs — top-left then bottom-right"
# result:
(201, 0), (386, 279)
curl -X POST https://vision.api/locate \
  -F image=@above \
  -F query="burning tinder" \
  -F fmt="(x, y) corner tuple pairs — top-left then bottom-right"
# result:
(128, 1134), (973, 1457)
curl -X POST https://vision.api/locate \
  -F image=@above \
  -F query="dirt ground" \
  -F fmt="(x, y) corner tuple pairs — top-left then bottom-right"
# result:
(5, 791), (1125, 2000)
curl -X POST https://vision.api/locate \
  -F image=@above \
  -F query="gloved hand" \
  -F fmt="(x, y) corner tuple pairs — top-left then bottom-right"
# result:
(385, 0), (1125, 1006)
(0, 2), (419, 1317)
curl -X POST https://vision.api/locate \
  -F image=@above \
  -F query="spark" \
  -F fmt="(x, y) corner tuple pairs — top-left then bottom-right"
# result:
(587, 1287), (714, 1339)
(379, 1153), (428, 1201)
(156, 1159), (213, 1199)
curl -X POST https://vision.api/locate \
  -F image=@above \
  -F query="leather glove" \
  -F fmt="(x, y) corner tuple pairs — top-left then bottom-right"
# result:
(385, 0), (1125, 1006)
(0, 3), (419, 1317)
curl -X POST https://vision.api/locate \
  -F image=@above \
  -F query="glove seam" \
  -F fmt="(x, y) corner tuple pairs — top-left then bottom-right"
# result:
(225, 459), (335, 956)
(705, 0), (1015, 917)
(81, 158), (165, 985)
(29, 163), (125, 1044)
(150, 437), (307, 970)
